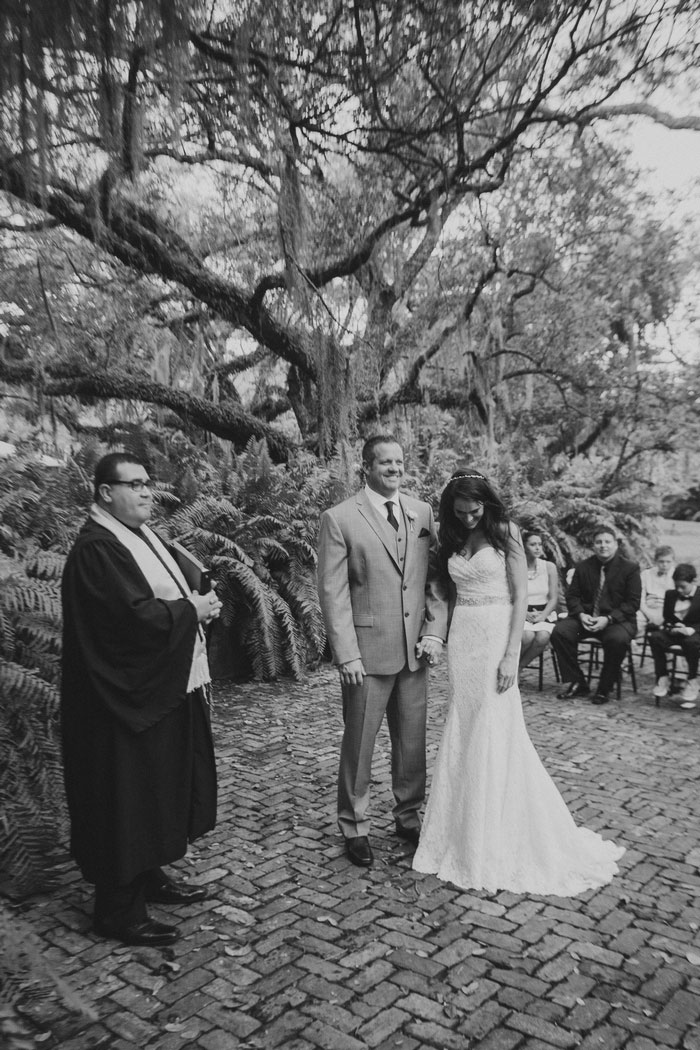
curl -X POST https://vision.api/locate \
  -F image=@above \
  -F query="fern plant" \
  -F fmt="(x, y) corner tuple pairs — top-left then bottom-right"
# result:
(159, 439), (349, 680)
(0, 457), (90, 557)
(0, 555), (66, 899)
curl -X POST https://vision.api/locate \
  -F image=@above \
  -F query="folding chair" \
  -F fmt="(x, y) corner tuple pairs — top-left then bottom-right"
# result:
(654, 644), (688, 707)
(578, 635), (637, 700)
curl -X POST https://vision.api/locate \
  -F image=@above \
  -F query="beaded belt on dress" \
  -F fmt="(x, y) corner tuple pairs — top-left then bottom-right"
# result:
(455, 595), (511, 606)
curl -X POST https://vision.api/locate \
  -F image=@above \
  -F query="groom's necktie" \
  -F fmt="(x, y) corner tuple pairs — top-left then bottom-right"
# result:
(592, 564), (606, 617)
(385, 501), (399, 531)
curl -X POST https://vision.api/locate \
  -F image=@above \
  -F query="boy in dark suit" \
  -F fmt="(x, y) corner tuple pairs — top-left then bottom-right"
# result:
(649, 562), (700, 709)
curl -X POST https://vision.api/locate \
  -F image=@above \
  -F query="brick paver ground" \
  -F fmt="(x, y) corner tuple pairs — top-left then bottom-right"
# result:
(6, 654), (700, 1049)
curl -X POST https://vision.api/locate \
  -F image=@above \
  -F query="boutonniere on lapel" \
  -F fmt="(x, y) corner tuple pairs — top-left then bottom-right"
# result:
(405, 510), (417, 533)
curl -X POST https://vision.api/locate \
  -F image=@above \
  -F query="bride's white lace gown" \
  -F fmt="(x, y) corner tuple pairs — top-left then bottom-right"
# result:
(413, 549), (624, 896)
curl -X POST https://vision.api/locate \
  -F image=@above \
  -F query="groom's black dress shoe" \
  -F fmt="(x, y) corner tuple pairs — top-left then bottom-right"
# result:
(93, 917), (179, 947)
(591, 692), (610, 705)
(557, 681), (590, 699)
(145, 878), (208, 905)
(396, 825), (420, 848)
(346, 836), (373, 867)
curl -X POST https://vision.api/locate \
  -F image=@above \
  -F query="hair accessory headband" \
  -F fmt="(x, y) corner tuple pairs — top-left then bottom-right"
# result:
(450, 473), (484, 481)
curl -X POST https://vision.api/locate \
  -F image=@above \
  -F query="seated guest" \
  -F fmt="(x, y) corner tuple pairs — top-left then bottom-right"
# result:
(519, 530), (559, 671)
(649, 563), (700, 709)
(551, 525), (641, 705)
(639, 546), (675, 629)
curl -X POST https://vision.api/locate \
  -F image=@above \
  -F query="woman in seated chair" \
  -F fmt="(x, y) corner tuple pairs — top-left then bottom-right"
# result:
(649, 562), (700, 709)
(519, 531), (559, 672)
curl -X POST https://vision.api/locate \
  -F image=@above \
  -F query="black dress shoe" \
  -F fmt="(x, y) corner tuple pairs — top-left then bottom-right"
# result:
(557, 681), (590, 699)
(591, 693), (610, 705)
(346, 836), (373, 867)
(395, 825), (420, 848)
(94, 917), (179, 947)
(145, 878), (208, 905)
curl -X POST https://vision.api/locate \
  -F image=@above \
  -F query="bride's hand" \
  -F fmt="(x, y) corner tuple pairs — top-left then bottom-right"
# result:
(497, 653), (518, 693)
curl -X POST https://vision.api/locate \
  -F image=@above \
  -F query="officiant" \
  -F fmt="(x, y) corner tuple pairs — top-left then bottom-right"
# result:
(61, 453), (222, 948)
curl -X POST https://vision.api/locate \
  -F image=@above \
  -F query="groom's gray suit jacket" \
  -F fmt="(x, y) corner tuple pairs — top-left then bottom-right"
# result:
(317, 490), (448, 672)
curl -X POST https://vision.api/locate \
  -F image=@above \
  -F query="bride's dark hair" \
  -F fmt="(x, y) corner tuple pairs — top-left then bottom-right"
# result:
(438, 468), (512, 573)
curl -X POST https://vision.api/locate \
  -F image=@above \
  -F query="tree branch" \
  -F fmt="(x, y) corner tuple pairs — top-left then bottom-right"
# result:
(0, 360), (293, 461)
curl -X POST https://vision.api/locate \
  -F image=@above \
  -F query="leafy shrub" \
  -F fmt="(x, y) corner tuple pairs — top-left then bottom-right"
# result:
(662, 486), (700, 522)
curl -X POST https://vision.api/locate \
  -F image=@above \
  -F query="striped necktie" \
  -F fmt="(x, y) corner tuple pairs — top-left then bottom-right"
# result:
(385, 501), (399, 531)
(592, 564), (606, 616)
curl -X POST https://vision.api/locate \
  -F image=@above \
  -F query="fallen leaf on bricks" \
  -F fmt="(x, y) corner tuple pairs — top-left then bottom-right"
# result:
(686, 950), (700, 965)
(461, 981), (480, 995)
(316, 916), (339, 926)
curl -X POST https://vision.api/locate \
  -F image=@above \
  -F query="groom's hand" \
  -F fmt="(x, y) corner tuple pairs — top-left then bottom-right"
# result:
(338, 659), (365, 687)
(416, 636), (443, 666)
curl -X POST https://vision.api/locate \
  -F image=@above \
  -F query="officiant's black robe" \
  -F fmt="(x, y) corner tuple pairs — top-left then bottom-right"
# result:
(61, 520), (217, 887)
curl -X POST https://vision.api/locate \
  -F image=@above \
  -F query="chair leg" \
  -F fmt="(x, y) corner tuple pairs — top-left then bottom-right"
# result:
(551, 650), (560, 684)
(538, 650), (544, 691)
(627, 648), (637, 693)
(586, 644), (595, 687)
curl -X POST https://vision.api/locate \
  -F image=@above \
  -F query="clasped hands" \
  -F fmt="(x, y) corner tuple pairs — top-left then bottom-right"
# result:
(190, 587), (223, 625)
(579, 613), (609, 633)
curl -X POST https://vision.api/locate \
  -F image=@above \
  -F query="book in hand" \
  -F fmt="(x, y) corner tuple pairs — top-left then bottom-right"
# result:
(170, 540), (212, 594)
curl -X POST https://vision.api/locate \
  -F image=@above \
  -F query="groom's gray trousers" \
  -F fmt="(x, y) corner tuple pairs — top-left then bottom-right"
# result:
(338, 663), (428, 839)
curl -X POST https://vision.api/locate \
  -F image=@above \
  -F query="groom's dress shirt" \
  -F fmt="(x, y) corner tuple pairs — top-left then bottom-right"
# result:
(364, 484), (407, 565)
(362, 484), (443, 647)
(317, 488), (448, 675)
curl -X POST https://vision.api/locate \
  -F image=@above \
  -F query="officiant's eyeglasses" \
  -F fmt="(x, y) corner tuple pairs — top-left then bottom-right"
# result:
(107, 479), (154, 492)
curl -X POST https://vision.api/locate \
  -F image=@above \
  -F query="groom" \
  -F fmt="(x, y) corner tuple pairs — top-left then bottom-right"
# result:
(317, 435), (449, 867)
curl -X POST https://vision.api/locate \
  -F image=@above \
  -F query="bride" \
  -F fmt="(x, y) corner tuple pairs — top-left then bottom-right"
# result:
(413, 469), (624, 896)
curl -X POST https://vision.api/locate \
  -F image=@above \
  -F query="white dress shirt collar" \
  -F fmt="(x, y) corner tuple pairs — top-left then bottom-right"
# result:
(364, 484), (401, 514)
